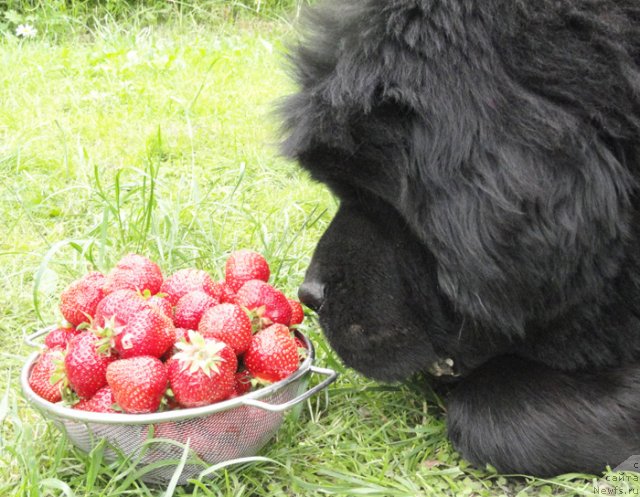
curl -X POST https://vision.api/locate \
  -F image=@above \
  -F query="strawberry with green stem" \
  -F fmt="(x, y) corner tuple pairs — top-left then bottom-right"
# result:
(167, 331), (237, 408)
(29, 347), (66, 403)
(93, 289), (149, 328)
(112, 306), (175, 359)
(236, 280), (292, 328)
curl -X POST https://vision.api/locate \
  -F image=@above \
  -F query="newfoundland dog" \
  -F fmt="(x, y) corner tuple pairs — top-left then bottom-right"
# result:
(279, 0), (640, 477)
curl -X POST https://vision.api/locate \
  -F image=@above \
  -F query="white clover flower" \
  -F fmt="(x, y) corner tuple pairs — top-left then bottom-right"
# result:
(16, 24), (37, 39)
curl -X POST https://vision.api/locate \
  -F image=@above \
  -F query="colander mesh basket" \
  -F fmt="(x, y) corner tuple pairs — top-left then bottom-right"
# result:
(21, 328), (337, 485)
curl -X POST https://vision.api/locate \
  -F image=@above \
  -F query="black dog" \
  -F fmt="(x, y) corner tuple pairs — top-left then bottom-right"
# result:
(279, 0), (640, 477)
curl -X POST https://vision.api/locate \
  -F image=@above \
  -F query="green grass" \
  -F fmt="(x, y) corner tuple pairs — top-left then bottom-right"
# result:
(0, 0), (313, 42)
(0, 4), (632, 496)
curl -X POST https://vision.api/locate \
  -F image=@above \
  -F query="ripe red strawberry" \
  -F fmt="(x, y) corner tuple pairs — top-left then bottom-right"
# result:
(59, 272), (106, 326)
(244, 324), (299, 383)
(288, 299), (304, 327)
(225, 250), (270, 292)
(103, 253), (163, 295)
(231, 370), (253, 397)
(29, 347), (65, 403)
(294, 335), (308, 351)
(198, 303), (253, 355)
(44, 326), (80, 349)
(106, 356), (168, 413)
(167, 332), (237, 407)
(65, 332), (115, 399)
(147, 294), (172, 318)
(93, 289), (149, 328)
(216, 281), (237, 304)
(113, 306), (175, 359)
(159, 269), (217, 305)
(294, 335), (309, 360)
(236, 280), (292, 327)
(73, 386), (118, 413)
(173, 290), (219, 330)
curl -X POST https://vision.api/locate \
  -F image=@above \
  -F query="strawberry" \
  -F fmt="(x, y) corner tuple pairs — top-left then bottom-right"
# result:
(294, 335), (309, 360)
(29, 347), (65, 403)
(103, 253), (163, 295)
(93, 289), (149, 328)
(225, 250), (270, 292)
(65, 332), (115, 399)
(288, 299), (305, 327)
(198, 303), (253, 355)
(236, 280), (292, 327)
(244, 324), (299, 383)
(216, 281), (237, 304)
(59, 272), (106, 326)
(113, 306), (175, 359)
(147, 294), (172, 318)
(73, 386), (118, 413)
(106, 356), (168, 414)
(44, 326), (80, 349)
(159, 269), (217, 306)
(202, 280), (234, 303)
(173, 290), (219, 330)
(231, 370), (253, 397)
(167, 331), (237, 408)
(294, 335), (308, 351)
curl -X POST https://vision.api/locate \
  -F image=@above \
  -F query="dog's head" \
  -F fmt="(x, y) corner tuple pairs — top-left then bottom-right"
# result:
(279, 0), (634, 381)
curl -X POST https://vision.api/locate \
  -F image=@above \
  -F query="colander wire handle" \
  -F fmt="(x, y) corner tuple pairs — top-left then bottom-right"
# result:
(240, 365), (338, 412)
(24, 326), (57, 347)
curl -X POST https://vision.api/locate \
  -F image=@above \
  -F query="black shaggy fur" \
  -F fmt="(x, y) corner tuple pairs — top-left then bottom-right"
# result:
(280, 0), (640, 476)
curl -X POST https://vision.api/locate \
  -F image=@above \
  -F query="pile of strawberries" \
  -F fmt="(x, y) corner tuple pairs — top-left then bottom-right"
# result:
(28, 250), (306, 414)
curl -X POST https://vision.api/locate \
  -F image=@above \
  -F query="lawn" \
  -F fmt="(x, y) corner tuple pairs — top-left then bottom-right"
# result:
(0, 2), (619, 496)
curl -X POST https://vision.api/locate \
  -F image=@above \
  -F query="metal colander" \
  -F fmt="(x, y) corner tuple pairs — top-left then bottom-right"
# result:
(21, 327), (337, 485)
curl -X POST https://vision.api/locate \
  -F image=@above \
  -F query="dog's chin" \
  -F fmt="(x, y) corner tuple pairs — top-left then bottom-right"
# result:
(316, 305), (439, 383)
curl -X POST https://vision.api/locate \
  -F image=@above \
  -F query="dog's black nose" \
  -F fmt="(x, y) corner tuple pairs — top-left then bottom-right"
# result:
(298, 281), (325, 312)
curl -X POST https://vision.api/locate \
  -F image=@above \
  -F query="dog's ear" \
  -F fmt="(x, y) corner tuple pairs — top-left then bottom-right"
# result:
(394, 2), (640, 333)
(405, 132), (633, 335)
(402, 2), (640, 333)
(278, 1), (382, 162)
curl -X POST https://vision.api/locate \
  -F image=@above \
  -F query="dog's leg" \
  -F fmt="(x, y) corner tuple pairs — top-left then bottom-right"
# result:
(446, 356), (640, 476)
